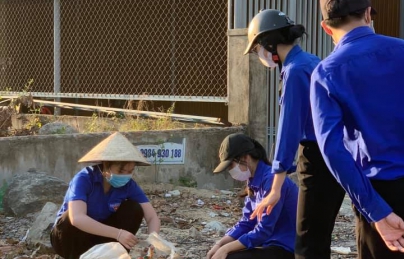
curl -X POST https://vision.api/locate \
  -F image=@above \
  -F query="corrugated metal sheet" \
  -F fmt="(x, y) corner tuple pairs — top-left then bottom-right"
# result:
(372, 0), (401, 37)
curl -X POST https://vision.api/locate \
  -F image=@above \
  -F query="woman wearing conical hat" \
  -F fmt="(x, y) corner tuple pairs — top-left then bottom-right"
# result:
(50, 132), (160, 259)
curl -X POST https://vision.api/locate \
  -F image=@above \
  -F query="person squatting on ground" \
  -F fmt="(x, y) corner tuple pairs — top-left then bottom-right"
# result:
(50, 132), (160, 259)
(244, 9), (346, 258)
(206, 133), (298, 259)
(309, 0), (404, 258)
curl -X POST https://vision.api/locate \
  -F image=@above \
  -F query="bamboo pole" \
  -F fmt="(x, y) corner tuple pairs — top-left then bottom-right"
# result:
(32, 99), (227, 126)
(0, 99), (11, 105)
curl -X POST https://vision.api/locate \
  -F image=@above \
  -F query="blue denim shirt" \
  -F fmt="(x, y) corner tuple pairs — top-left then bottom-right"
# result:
(271, 45), (320, 174)
(310, 26), (404, 222)
(226, 161), (298, 252)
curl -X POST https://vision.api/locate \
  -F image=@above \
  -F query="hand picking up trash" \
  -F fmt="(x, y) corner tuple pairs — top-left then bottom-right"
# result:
(51, 132), (161, 259)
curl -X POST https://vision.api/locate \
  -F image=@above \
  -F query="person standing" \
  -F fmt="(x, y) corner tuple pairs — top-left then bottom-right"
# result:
(245, 9), (346, 258)
(310, 0), (404, 258)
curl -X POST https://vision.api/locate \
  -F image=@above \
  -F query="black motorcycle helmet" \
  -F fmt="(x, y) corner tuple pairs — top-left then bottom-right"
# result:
(244, 9), (295, 56)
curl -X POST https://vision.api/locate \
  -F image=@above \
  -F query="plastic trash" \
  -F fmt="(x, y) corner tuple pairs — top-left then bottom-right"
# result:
(209, 212), (218, 218)
(146, 232), (181, 259)
(197, 199), (205, 206)
(168, 190), (181, 196)
(331, 246), (351, 255)
(79, 242), (130, 259)
(220, 190), (233, 195)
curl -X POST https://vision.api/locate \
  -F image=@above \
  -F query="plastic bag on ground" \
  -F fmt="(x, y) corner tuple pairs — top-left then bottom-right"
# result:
(146, 232), (181, 259)
(79, 242), (131, 259)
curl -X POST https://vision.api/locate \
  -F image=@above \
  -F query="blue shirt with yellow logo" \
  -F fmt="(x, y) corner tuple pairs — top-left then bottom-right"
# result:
(226, 161), (298, 252)
(56, 165), (148, 222)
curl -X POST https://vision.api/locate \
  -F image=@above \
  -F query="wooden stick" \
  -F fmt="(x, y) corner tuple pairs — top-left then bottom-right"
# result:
(32, 99), (226, 126)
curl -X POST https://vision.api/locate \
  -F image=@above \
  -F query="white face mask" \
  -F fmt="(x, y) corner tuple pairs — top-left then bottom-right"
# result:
(257, 46), (277, 69)
(229, 164), (251, 181)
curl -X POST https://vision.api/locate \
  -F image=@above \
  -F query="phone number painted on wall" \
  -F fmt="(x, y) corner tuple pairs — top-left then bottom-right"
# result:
(139, 148), (182, 158)
(136, 139), (186, 164)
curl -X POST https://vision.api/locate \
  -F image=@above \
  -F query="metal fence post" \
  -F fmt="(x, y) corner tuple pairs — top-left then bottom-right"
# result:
(54, 0), (61, 115)
(228, 0), (233, 30)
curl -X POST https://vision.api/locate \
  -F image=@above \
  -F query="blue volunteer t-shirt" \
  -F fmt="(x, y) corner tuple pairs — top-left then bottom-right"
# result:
(310, 26), (404, 222)
(226, 161), (298, 252)
(271, 45), (320, 174)
(56, 165), (149, 222)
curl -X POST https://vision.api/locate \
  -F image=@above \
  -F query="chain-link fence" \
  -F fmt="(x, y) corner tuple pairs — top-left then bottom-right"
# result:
(0, 0), (54, 93)
(0, 0), (228, 102)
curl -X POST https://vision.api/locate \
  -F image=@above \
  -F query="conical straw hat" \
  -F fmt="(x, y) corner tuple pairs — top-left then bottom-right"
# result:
(78, 132), (150, 166)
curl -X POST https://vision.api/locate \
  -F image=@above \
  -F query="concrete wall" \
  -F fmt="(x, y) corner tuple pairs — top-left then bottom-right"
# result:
(0, 127), (244, 190)
(227, 29), (268, 151)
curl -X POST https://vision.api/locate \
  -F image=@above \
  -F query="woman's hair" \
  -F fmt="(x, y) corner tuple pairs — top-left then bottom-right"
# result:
(102, 161), (133, 171)
(235, 138), (271, 166)
(236, 137), (271, 198)
(280, 24), (307, 45)
(259, 24), (306, 47)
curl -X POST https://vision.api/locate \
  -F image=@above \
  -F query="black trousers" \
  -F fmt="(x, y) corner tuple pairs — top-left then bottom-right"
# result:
(295, 142), (346, 259)
(355, 177), (404, 259)
(50, 200), (144, 259)
(226, 246), (294, 259)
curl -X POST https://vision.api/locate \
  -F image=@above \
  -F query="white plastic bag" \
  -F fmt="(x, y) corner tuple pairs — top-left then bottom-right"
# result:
(79, 242), (131, 259)
(146, 232), (181, 259)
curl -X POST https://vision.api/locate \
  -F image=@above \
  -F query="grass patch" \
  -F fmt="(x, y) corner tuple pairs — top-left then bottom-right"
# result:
(0, 181), (8, 211)
(1, 98), (209, 136)
(178, 176), (198, 188)
(82, 102), (204, 133)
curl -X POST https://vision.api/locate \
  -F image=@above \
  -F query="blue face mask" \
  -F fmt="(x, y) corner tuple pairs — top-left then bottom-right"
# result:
(106, 173), (132, 188)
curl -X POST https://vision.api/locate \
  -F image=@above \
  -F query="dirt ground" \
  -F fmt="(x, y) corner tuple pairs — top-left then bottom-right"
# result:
(0, 183), (356, 259)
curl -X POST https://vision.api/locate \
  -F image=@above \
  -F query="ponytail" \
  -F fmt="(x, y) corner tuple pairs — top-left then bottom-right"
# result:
(257, 24), (306, 52)
(250, 138), (271, 165)
(280, 24), (306, 45)
(237, 137), (271, 198)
